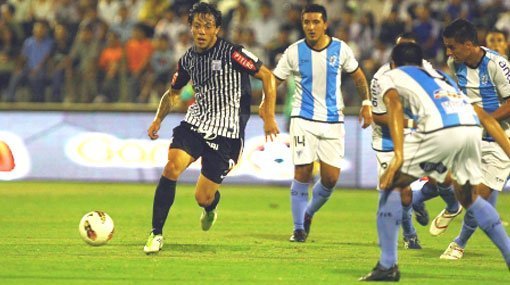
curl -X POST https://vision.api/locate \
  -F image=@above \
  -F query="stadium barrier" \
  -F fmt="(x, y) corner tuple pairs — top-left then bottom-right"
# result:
(1, 109), (508, 190)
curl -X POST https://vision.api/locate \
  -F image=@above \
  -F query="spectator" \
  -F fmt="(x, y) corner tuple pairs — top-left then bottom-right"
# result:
(172, 29), (191, 64)
(110, 4), (135, 43)
(154, 8), (187, 44)
(411, 4), (440, 59)
(97, 31), (123, 102)
(68, 23), (100, 103)
(138, 0), (170, 26)
(49, 23), (72, 102)
(125, 23), (153, 102)
(251, 0), (279, 48)
(486, 29), (509, 59)
(3, 20), (53, 102)
(0, 20), (16, 94)
(378, 7), (406, 46)
(30, 0), (56, 23)
(139, 34), (173, 103)
(97, 0), (121, 26)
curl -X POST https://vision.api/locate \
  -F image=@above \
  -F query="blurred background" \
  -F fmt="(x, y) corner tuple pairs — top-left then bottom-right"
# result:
(0, 0), (509, 188)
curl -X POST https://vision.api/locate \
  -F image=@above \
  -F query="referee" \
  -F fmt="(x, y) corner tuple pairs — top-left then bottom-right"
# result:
(143, 2), (280, 254)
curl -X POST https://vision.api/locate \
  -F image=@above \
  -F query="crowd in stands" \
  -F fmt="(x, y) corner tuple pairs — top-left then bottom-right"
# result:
(0, 0), (508, 109)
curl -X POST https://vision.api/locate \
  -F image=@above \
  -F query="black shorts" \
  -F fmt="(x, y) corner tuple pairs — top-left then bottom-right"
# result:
(170, 121), (243, 184)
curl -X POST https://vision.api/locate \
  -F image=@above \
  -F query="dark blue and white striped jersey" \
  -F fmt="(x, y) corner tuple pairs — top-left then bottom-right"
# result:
(171, 38), (262, 139)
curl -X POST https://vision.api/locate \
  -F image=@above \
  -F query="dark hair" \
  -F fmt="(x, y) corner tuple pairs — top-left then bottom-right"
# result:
(487, 28), (508, 40)
(396, 32), (418, 43)
(391, 42), (423, 67)
(301, 4), (328, 22)
(188, 2), (222, 27)
(442, 18), (478, 45)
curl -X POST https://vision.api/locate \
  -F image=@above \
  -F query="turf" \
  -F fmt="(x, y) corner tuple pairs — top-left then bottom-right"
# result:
(0, 182), (509, 284)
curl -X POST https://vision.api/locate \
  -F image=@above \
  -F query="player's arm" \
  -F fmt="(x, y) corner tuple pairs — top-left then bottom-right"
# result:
(473, 104), (510, 157)
(148, 61), (189, 140)
(380, 89), (405, 190)
(148, 89), (182, 140)
(254, 65), (280, 141)
(489, 59), (510, 121)
(350, 68), (373, 128)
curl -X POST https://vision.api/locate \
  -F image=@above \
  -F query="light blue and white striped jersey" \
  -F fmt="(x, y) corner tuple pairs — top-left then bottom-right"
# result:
(370, 60), (434, 151)
(447, 47), (510, 139)
(378, 66), (480, 133)
(273, 38), (359, 122)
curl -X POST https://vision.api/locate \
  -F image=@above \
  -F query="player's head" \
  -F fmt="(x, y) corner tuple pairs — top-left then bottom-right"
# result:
(486, 29), (508, 57)
(188, 2), (221, 52)
(442, 18), (479, 62)
(301, 4), (328, 45)
(395, 32), (418, 45)
(391, 42), (423, 67)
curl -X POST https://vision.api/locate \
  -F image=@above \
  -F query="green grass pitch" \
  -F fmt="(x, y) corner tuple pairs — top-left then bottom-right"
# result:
(0, 181), (509, 284)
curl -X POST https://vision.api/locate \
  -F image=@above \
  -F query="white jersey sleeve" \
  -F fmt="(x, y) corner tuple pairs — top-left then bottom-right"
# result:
(340, 42), (359, 73)
(370, 63), (391, 114)
(273, 47), (294, 81)
(491, 57), (510, 100)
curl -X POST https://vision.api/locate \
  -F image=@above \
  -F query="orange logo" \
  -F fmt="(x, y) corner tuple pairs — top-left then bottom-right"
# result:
(0, 140), (15, 171)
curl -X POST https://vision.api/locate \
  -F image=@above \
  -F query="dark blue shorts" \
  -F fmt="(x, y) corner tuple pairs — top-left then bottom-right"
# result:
(170, 121), (243, 184)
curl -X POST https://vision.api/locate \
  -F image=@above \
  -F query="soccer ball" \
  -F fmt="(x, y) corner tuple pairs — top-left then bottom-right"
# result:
(78, 211), (114, 246)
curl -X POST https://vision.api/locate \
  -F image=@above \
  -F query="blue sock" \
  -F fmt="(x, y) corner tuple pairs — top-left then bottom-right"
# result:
(401, 204), (416, 238)
(469, 196), (510, 264)
(488, 190), (499, 208)
(412, 182), (439, 205)
(437, 184), (460, 213)
(305, 180), (333, 216)
(454, 209), (477, 248)
(378, 190), (402, 269)
(454, 189), (499, 248)
(290, 180), (309, 230)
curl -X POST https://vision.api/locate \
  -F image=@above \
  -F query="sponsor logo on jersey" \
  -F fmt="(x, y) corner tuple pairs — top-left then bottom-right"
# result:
(232, 50), (256, 71)
(499, 60), (510, 84)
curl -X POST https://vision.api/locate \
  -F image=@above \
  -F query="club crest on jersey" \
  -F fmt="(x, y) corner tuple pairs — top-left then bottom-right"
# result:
(480, 74), (489, 85)
(212, 60), (222, 71)
(328, 55), (337, 67)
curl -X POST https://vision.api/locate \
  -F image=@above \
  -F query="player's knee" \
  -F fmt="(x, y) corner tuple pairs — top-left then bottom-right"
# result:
(321, 176), (338, 189)
(400, 187), (412, 206)
(163, 161), (182, 180)
(195, 192), (213, 207)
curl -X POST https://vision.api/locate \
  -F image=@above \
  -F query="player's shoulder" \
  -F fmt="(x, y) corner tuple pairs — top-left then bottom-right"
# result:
(373, 63), (391, 80)
(482, 46), (510, 70)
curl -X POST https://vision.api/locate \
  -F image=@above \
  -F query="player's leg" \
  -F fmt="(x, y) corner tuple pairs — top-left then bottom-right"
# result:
(145, 148), (196, 253)
(401, 186), (421, 249)
(303, 161), (340, 236)
(196, 136), (242, 231)
(289, 118), (318, 242)
(411, 179), (438, 226)
(429, 174), (463, 236)
(195, 174), (221, 231)
(441, 183), (493, 259)
(303, 122), (344, 237)
(360, 171), (416, 281)
(290, 164), (313, 242)
(451, 181), (510, 267)
(445, 130), (510, 266)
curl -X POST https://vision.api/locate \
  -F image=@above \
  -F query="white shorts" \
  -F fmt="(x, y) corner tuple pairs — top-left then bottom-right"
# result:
(401, 126), (483, 186)
(289, 117), (344, 168)
(481, 140), (510, 191)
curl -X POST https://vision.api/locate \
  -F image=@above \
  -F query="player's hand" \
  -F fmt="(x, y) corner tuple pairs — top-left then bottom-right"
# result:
(148, 119), (161, 140)
(359, 105), (373, 129)
(379, 157), (402, 190)
(263, 117), (280, 142)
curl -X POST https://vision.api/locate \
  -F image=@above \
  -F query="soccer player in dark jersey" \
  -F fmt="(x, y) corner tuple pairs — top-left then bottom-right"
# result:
(143, 2), (280, 254)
